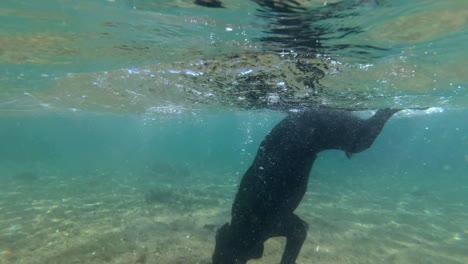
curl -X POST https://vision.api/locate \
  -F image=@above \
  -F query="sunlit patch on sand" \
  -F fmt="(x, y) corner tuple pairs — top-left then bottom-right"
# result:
(0, 33), (77, 64)
(370, 8), (468, 43)
(452, 233), (462, 241)
(0, 248), (12, 264)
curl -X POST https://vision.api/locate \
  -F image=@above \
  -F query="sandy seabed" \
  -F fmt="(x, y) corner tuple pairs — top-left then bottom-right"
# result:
(0, 167), (467, 264)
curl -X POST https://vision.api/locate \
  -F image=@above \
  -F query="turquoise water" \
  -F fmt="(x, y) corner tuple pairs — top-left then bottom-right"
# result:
(1, 0), (467, 263)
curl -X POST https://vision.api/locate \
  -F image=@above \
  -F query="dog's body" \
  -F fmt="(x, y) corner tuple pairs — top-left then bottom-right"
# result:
(213, 108), (399, 264)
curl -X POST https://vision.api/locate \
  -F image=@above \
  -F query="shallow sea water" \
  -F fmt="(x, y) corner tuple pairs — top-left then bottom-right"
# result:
(1, 0), (467, 263)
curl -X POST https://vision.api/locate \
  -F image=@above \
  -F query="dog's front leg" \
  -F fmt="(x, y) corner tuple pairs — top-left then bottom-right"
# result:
(274, 214), (308, 264)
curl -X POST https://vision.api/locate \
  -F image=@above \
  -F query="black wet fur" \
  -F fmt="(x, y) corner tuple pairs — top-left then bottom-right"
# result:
(194, 0), (224, 8)
(213, 108), (400, 264)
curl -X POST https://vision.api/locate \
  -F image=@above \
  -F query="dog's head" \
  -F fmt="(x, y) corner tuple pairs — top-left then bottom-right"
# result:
(212, 223), (264, 264)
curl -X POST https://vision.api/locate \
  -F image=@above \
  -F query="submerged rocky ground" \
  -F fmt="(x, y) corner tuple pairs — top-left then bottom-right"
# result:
(1, 163), (466, 264)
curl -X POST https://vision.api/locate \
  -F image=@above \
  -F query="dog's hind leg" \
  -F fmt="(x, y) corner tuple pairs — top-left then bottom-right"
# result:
(274, 214), (309, 264)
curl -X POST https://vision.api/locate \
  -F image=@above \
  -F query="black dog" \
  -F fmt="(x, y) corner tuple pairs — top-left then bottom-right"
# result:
(213, 108), (400, 264)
